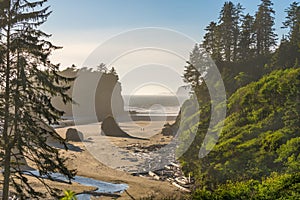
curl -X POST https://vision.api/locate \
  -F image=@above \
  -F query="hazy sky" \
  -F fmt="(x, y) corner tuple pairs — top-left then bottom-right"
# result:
(41, 0), (296, 95)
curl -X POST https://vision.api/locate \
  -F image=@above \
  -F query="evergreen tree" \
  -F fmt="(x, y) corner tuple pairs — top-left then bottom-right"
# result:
(183, 44), (211, 96)
(96, 62), (107, 73)
(203, 2), (243, 63)
(253, 0), (277, 56)
(0, 1), (75, 199)
(203, 21), (222, 62)
(232, 3), (244, 62)
(282, 2), (300, 44)
(219, 1), (236, 62)
(238, 14), (255, 60)
(272, 2), (300, 69)
(183, 45), (201, 92)
(109, 67), (119, 80)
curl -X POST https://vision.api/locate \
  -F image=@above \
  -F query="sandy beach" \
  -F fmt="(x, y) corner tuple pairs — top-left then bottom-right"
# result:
(54, 119), (183, 199)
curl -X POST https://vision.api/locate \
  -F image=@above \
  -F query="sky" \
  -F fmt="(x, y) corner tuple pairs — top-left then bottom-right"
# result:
(41, 0), (296, 95)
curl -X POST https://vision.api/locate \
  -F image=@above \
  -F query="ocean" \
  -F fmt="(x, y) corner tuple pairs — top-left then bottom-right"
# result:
(123, 95), (187, 117)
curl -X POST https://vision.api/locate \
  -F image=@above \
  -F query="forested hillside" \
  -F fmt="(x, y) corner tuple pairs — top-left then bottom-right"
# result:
(176, 1), (300, 199)
(193, 68), (299, 182)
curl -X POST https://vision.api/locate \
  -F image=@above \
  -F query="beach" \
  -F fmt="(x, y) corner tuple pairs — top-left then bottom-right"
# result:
(54, 119), (183, 199)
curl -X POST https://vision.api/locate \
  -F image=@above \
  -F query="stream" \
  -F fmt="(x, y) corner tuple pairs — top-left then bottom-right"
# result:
(26, 170), (128, 200)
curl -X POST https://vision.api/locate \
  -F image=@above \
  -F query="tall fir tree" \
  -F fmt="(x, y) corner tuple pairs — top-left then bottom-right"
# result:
(203, 21), (222, 62)
(253, 0), (277, 56)
(217, 1), (243, 62)
(272, 2), (300, 69)
(219, 1), (236, 62)
(0, 0), (76, 199)
(203, 2), (245, 63)
(232, 3), (243, 62)
(282, 2), (300, 45)
(183, 44), (212, 97)
(238, 14), (255, 60)
(183, 45), (202, 96)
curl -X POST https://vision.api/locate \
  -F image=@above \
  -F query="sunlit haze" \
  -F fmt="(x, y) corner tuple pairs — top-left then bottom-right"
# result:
(41, 0), (295, 95)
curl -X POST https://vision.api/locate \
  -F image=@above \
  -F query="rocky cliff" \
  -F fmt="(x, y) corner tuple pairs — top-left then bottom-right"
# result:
(52, 67), (125, 122)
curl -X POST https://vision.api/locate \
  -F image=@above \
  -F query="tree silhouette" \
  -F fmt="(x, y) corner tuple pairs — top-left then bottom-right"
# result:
(272, 2), (300, 69)
(96, 62), (108, 73)
(203, 21), (222, 62)
(183, 44), (211, 97)
(0, 1), (75, 199)
(282, 1), (300, 43)
(219, 1), (236, 62)
(238, 14), (255, 60)
(253, 0), (277, 56)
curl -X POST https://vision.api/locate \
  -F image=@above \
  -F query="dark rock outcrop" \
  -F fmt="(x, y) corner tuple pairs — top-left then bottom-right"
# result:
(95, 73), (124, 121)
(101, 116), (148, 140)
(161, 123), (174, 136)
(51, 67), (125, 122)
(66, 128), (83, 142)
(101, 116), (131, 137)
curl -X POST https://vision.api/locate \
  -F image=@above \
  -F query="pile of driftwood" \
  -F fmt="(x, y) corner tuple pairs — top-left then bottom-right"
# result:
(132, 162), (194, 193)
(125, 143), (166, 153)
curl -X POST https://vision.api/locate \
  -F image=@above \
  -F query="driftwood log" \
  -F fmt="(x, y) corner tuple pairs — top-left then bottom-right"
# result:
(77, 191), (121, 198)
(148, 171), (160, 180)
(172, 182), (191, 193)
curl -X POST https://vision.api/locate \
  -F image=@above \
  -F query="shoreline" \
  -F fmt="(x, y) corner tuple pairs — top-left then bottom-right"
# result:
(53, 118), (183, 199)
(54, 113), (177, 128)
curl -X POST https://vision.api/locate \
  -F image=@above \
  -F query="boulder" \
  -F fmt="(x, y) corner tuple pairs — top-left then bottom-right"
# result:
(101, 116), (149, 140)
(101, 116), (131, 137)
(161, 123), (174, 136)
(66, 128), (83, 142)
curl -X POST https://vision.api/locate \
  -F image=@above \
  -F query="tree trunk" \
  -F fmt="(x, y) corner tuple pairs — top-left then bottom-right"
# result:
(2, 147), (12, 200)
(2, 1), (12, 199)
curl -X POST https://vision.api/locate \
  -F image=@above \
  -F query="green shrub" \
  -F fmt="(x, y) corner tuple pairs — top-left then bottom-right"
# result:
(192, 173), (300, 200)
(60, 190), (77, 200)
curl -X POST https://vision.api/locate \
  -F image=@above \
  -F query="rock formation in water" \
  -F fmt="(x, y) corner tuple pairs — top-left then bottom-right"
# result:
(52, 66), (125, 122)
(95, 72), (124, 121)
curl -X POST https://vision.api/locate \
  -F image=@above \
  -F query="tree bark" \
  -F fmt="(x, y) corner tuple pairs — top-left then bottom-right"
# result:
(2, 1), (12, 199)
